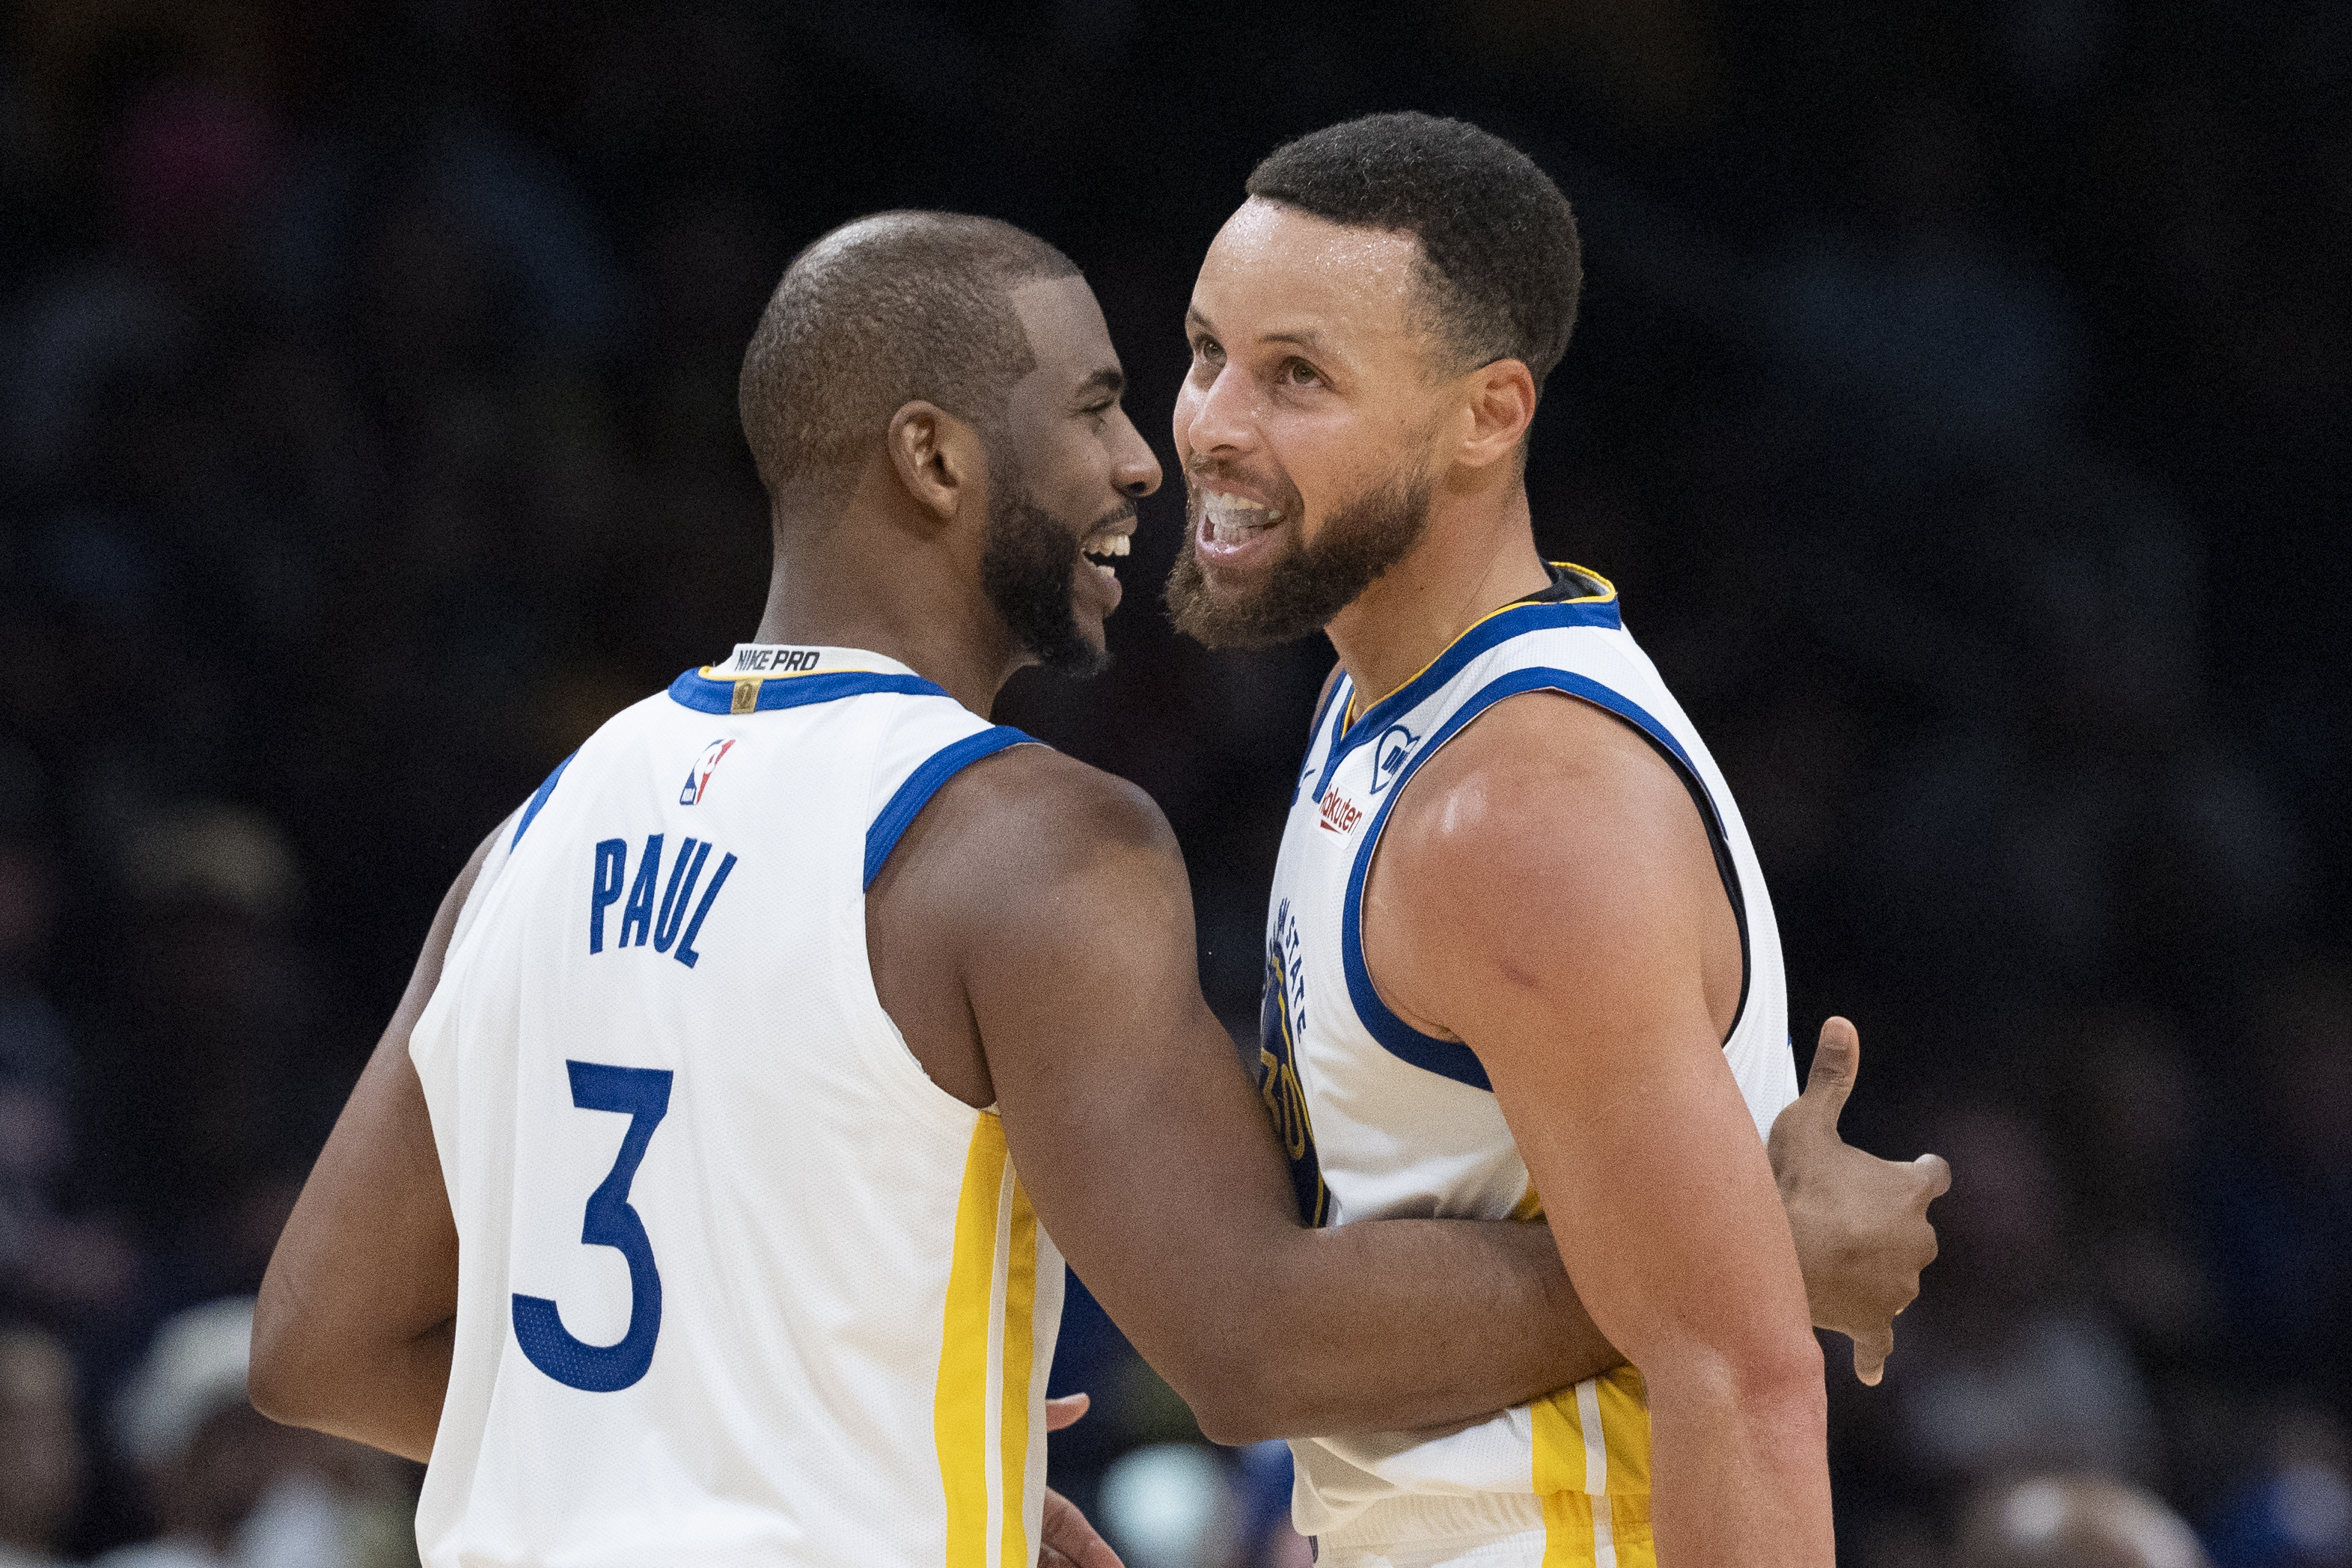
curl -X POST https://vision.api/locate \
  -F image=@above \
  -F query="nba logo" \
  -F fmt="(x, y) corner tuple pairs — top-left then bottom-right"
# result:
(679, 739), (735, 806)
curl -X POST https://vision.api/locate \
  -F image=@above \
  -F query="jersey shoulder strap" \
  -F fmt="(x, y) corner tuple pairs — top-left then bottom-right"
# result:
(862, 714), (1035, 889)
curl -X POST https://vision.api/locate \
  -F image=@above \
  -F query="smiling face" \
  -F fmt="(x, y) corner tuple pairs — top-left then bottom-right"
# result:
(985, 276), (1161, 674)
(1167, 199), (1455, 648)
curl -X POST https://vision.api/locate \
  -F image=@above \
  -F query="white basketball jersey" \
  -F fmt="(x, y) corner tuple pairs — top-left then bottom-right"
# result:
(1259, 567), (1798, 1566)
(409, 645), (1063, 1568)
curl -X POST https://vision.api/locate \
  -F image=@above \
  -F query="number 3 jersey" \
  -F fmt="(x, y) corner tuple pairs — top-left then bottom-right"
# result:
(409, 646), (1063, 1568)
(1261, 567), (1799, 1566)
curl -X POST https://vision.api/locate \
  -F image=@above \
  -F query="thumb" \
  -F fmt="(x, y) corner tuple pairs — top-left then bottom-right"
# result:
(1913, 1151), (1953, 1201)
(1799, 1017), (1861, 1132)
(1045, 1393), (1090, 1433)
(1851, 1321), (1894, 1386)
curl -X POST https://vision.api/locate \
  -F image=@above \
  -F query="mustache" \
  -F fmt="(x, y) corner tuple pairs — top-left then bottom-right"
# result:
(1183, 456), (1260, 486)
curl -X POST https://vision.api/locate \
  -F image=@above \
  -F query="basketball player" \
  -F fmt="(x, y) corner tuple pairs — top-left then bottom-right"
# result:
(1167, 114), (1950, 1568)
(251, 209), (1934, 1567)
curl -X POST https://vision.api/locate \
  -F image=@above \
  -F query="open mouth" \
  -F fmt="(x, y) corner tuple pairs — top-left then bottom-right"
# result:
(1191, 486), (1295, 572)
(1078, 527), (1131, 612)
(1197, 488), (1287, 545)
(1081, 531), (1131, 580)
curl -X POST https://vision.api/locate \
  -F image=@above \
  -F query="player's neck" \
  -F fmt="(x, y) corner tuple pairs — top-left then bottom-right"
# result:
(1322, 480), (1550, 720)
(751, 546), (1021, 718)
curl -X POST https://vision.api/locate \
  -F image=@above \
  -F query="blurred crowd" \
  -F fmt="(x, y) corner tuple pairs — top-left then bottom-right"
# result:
(1, 1), (2345, 1566)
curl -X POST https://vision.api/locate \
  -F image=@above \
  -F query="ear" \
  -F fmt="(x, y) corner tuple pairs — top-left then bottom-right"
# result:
(886, 400), (989, 523)
(1454, 359), (1538, 471)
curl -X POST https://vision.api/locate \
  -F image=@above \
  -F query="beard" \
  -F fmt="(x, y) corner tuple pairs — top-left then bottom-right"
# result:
(978, 449), (1120, 679)
(1164, 463), (1433, 650)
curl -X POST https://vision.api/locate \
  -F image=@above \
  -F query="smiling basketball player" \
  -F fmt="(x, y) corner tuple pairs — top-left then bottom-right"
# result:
(1169, 114), (1949, 1568)
(250, 205), (1939, 1568)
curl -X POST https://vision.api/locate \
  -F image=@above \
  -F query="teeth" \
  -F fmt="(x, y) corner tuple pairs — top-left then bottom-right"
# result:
(1201, 489), (1285, 539)
(1082, 534), (1131, 561)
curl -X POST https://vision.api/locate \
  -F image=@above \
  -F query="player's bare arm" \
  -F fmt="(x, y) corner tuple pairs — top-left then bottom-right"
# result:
(868, 741), (1614, 1445)
(1304, 661), (1950, 1388)
(251, 823), (496, 1461)
(249, 815), (1125, 1567)
(1364, 691), (1834, 1567)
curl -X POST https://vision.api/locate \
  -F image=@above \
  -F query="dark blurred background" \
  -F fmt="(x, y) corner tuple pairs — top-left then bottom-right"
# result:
(1, 1), (2346, 1565)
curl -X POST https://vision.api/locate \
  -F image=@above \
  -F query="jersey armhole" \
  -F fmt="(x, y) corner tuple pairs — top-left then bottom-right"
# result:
(508, 751), (575, 850)
(1341, 670), (1754, 1091)
(1625, 724), (1752, 1045)
(1494, 677), (1753, 1047)
(863, 726), (1036, 889)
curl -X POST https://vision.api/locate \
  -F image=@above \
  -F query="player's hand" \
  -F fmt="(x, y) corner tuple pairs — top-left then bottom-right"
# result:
(1046, 1393), (1091, 1432)
(1768, 1017), (1951, 1386)
(1042, 1487), (1124, 1568)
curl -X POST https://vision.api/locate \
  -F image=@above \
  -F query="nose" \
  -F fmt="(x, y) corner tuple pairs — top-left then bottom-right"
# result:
(1175, 360), (1256, 465)
(1111, 406), (1161, 499)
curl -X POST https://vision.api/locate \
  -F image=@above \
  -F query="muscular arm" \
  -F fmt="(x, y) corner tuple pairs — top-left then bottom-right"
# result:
(249, 826), (500, 1461)
(869, 747), (1611, 1445)
(1301, 662), (1948, 1389)
(1366, 693), (1833, 1567)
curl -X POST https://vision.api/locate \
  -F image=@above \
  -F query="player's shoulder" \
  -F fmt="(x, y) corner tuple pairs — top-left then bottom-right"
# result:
(1386, 688), (1696, 887)
(918, 741), (1177, 872)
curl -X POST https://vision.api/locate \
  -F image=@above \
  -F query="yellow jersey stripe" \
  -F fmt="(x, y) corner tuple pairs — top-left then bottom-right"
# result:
(998, 1175), (1039, 1568)
(1535, 1361), (1655, 1567)
(1597, 1366), (1652, 1492)
(1577, 1380), (1618, 1568)
(1533, 1386), (1593, 1567)
(935, 1116), (1009, 1568)
(1608, 1495), (1658, 1568)
(1541, 1492), (1598, 1568)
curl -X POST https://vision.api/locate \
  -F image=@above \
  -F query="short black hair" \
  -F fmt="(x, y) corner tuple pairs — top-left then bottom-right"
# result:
(1245, 113), (1581, 391)
(738, 211), (1081, 507)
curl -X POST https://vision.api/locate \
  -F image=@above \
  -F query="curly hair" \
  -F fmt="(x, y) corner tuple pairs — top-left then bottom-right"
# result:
(1245, 113), (1582, 391)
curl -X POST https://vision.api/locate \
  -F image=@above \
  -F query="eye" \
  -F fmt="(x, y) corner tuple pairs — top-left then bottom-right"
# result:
(1283, 358), (1322, 387)
(1191, 335), (1224, 366)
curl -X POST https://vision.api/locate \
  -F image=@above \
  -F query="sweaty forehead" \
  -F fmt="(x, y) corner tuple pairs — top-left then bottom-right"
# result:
(1008, 275), (1116, 381)
(1192, 198), (1424, 341)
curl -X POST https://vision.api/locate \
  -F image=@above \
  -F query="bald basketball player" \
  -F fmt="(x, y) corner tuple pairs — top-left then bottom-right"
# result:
(254, 209), (1934, 1567)
(1168, 114), (1950, 1568)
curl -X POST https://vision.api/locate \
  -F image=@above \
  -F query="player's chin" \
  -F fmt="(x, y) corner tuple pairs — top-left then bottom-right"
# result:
(1177, 533), (1281, 612)
(1043, 608), (1113, 679)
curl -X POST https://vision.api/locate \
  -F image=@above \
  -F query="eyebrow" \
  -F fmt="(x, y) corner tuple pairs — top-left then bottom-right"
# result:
(1185, 307), (1337, 360)
(1074, 367), (1125, 401)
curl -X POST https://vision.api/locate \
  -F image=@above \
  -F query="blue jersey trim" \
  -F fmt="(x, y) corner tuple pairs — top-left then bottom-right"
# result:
(1314, 599), (1622, 804)
(667, 667), (949, 714)
(1338, 666), (1705, 1094)
(1292, 672), (1354, 809)
(510, 752), (576, 849)
(864, 726), (1036, 889)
